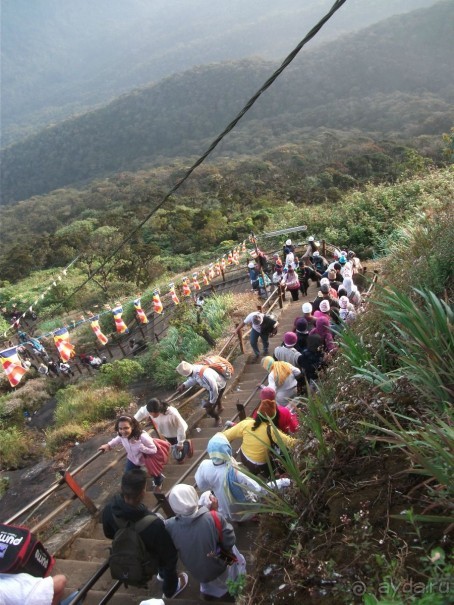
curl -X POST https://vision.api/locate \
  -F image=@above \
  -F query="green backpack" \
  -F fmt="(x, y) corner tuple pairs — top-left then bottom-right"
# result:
(109, 514), (158, 587)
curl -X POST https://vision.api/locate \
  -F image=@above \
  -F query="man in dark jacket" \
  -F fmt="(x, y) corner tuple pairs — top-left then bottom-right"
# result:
(102, 469), (187, 599)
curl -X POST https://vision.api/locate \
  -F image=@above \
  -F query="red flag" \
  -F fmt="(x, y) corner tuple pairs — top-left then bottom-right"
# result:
(0, 347), (27, 387)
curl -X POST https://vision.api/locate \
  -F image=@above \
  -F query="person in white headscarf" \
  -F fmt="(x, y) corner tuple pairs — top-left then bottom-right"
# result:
(339, 295), (357, 324)
(166, 484), (246, 601)
(342, 277), (362, 307)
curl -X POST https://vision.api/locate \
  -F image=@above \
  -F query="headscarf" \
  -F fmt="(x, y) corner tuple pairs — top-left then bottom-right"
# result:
(342, 277), (358, 298)
(169, 484), (199, 516)
(262, 356), (293, 386)
(313, 315), (331, 338)
(207, 433), (247, 503)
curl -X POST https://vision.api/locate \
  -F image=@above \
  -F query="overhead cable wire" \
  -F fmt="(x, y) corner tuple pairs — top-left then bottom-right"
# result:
(53, 0), (348, 313)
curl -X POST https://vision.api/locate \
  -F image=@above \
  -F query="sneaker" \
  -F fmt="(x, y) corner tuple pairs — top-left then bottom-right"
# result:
(163, 572), (188, 599)
(224, 420), (235, 429)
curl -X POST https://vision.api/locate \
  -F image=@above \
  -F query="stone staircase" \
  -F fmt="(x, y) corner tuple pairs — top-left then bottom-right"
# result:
(54, 282), (317, 604)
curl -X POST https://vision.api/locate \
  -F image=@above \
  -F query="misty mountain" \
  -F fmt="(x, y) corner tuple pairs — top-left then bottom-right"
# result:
(1, 0), (439, 146)
(1, 1), (453, 205)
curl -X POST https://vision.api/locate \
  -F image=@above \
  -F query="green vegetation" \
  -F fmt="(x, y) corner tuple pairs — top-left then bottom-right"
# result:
(139, 294), (236, 387)
(0, 426), (35, 469)
(245, 195), (453, 604)
(95, 359), (144, 389)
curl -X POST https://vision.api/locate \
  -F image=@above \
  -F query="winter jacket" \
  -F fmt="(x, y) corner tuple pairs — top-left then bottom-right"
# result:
(165, 507), (235, 583)
(102, 494), (178, 571)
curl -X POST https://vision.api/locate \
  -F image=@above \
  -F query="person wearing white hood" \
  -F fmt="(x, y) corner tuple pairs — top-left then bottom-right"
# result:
(166, 484), (246, 602)
(342, 276), (362, 307)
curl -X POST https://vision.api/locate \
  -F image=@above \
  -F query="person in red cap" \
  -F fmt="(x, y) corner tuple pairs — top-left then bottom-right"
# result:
(251, 387), (299, 434)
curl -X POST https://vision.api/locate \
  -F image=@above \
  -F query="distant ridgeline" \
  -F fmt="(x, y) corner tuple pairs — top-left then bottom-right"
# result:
(1, 1), (453, 205)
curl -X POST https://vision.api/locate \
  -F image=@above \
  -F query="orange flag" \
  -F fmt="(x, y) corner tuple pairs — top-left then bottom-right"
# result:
(112, 306), (129, 334)
(152, 290), (163, 314)
(182, 278), (191, 297)
(169, 283), (180, 305)
(53, 327), (76, 361)
(201, 269), (209, 285)
(134, 298), (149, 324)
(0, 347), (27, 387)
(192, 272), (201, 291)
(90, 316), (108, 345)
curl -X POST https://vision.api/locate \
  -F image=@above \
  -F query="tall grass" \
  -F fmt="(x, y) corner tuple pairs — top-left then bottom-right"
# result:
(53, 384), (130, 427)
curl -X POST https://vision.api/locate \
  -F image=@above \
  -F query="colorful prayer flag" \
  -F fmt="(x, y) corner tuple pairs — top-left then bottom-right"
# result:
(221, 256), (226, 271)
(112, 306), (129, 334)
(134, 298), (149, 324)
(242, 240), (247, 253)
(192, 272), (201, 291)
(152, 290), (163, 314)
(208, 264), (215, 280)
(182, 278), (191, 297)
(90, 316), (108, 345)
(227, 251), (233, 265)
(53, 327), (76, 362)
(0, 347), (27, 387)
(214, 261), (221, 277)
(201, 270), (209, 286)
(169, 283), (180, 305)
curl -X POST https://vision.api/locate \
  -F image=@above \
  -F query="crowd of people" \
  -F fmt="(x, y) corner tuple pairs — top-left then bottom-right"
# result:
(2, 236), (366, 604)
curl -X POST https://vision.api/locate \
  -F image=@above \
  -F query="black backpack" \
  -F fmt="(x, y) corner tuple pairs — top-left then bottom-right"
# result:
(109, 514), (158, 587)
(261, 313), (278, 337)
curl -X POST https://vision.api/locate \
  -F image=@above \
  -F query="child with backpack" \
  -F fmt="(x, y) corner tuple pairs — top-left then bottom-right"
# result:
(99, 416), (168, 491)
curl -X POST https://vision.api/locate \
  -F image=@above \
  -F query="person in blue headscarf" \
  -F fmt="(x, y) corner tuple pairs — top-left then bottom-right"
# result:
(195, 432), (263, 522)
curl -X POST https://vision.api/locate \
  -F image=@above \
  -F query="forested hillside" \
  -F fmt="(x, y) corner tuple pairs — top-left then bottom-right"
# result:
(2, 0), (437, 146)
(1, 1), (452, 204)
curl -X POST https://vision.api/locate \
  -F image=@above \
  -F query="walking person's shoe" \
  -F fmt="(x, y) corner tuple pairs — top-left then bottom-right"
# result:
(163, 572), (189, 599)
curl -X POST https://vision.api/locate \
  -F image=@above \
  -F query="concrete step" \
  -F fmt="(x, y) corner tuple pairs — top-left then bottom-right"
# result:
(63, 537), (110, 562)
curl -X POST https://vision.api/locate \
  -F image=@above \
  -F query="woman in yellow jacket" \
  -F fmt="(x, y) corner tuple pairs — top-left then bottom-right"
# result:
(223, 389), (297, 477)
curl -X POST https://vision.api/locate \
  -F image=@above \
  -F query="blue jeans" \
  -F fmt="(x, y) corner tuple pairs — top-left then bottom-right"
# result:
(125, 459), (141, 472)
(250, 328), (269, 356)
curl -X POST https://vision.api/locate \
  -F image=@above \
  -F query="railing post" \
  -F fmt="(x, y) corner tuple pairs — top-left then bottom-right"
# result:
(236, 402), (246, 421)
(278, 285), (283, 308)
(235, 323), (245, 354)
(322, 239), (326, 257)
(61, 470), (97, 514)
(154, 492), (176, 518)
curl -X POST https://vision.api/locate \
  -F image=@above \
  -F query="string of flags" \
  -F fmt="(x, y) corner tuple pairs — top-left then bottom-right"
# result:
(0, 240), (251, 387)
(2, 255), (80, 338)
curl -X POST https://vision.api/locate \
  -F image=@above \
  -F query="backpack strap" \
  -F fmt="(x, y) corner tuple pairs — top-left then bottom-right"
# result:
(113, 514), (156, 533)
(209, 510), (223, 544)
